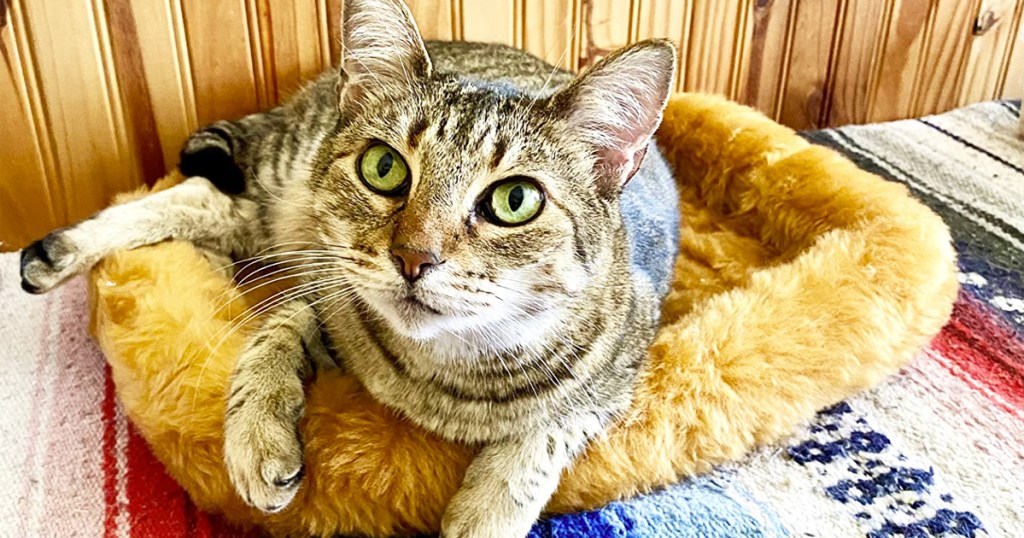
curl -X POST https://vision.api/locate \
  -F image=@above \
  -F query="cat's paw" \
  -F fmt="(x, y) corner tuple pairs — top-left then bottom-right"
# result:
(20, 230), (81, 294)
(179, 127), (246, 194)
(440, 491), (536, 538)
(223, 389), (306, 513)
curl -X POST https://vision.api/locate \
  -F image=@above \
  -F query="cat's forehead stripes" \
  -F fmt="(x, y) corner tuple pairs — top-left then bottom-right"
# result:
(490, 136), (508, 170)
(407, 116), (428, 149)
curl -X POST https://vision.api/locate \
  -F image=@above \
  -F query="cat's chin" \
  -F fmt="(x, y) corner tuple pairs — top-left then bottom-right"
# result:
(357, 289), (453, 341)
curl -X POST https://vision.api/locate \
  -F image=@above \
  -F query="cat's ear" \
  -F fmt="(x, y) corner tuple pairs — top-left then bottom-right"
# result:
(552, 40), (675, 194)
(338, 0), (432, 110)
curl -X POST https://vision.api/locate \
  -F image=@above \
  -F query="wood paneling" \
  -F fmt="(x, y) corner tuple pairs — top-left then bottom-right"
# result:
(522, 0), (580, 71)
(3, 0), (1024, 251)
(0, 0), (60, 250)
(961, 0), (1020, 103)
(910, 0), (979, 116)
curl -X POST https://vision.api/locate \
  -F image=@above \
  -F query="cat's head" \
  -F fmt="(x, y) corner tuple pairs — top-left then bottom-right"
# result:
(309, 0), (674, 347)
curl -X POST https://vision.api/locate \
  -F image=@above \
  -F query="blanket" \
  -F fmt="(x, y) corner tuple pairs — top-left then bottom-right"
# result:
(1, 100), (1021, 537)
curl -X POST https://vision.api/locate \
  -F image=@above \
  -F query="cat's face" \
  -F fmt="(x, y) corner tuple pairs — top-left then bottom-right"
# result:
(311, 81), (599, 343)
(307, 0), (674, 347)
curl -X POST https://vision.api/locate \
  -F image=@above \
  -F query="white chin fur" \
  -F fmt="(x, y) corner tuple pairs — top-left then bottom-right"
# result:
(355, 286), (562, 358)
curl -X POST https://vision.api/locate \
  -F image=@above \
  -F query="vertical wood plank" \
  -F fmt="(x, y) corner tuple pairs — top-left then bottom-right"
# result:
(866, 0), (932, 122)
(124, 0), (197, 175)
(257, 0), (327, 103)
(105, 0), (168, 183)
(460, 0), (516, 45)
(776, 0), (841, 129)
(745, 0), (795, 117)
(521, 0), (580, 71)
(181, 0), (260, 125)
(324, 0), (342, 65)
(634, 0), (691, 91)
(580, 0), (632, 68)
(1001, 2), (1024, 98)
(407, 0), (455, 40)
(825, 0), (889, 126)
(0, 0), (59, 249)
(960, 0), (1020, 103)
(683, 0), (753, 100)
(17, 0), (143, 222)
(910, 0), (979, 117)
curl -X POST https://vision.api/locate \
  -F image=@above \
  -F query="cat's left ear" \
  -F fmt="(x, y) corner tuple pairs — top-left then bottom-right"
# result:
(552, 40), (675, 194)
(338, 0), (432, 110)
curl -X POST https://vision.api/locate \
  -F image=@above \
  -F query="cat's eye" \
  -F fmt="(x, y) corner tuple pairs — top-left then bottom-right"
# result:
(358, 143), (409, 195)
(481, 178), (545, 226)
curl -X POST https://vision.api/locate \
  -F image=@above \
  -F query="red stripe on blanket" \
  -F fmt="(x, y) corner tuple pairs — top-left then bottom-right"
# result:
(125, 424), (192, 537)
(932, 293), (1024, 411)
(102, 366), (119, 538)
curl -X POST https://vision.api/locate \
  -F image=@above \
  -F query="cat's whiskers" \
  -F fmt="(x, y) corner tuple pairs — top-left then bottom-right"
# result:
(192, 278), (358, 408)
(200, 272), (351, 362)
(210, 258), (344, 319)
(190, 273), (351, 371)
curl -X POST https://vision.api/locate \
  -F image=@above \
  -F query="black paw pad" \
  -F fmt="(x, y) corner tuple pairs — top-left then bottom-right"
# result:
(20, 239), (50, 294)
(179, 145), (246, 195)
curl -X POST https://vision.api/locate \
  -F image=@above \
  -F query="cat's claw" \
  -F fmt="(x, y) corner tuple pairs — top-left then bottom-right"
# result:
(20, 231), (79, 294)
(223, 412), (305, 513)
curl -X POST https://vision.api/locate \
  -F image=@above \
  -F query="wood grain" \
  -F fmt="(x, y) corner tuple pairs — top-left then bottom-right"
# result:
(181, 0), (260, 125)
(633, 0), (691, 88)
(825, 0), (889, 126)
(1001, 2), (1024, 98)
(869, 0), (932, 123)
(257, 0), (327, 103)
(0, 0), (59, 249)
(522, 0), (580, 71)
(681, 1), (752, 99)
(961, 0), (1021, 103)
(106, 0), (166, 183)
(774, 0), (841, 129)
(124, 0), (197, 174)
(407, 0), (455, 40)
(17, 0), (142, 222)
(579, 0), (632, 68)
(460, 0), (516, 45)
(910, 0), (980, 117)
(746, 0), (794, 116)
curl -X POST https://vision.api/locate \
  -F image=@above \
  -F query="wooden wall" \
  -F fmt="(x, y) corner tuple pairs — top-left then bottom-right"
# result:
(1, 0), (1022, 251)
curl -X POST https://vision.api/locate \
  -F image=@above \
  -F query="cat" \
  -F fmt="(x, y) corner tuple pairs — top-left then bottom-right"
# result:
(19, 0), (680, 535)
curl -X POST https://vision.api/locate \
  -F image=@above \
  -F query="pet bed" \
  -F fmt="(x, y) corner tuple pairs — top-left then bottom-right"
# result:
(85, 93), (959, 537)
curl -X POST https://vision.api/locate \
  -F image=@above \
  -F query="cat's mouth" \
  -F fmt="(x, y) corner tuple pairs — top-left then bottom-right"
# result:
(397, 294), (443, 316)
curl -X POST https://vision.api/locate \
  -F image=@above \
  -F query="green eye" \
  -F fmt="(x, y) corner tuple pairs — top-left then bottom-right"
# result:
(483, 179), (545, 226)
(359, 143), (409, 194)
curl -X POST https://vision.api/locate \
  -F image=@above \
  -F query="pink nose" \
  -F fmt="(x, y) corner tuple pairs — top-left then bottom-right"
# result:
(390, 246), (441, 283)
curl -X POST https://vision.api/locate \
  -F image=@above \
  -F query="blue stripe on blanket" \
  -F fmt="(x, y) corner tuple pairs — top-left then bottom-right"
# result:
(528, 475), (788, 537)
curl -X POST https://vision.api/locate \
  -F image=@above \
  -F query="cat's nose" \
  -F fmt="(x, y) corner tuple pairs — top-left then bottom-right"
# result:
(390, 246), (442, 283)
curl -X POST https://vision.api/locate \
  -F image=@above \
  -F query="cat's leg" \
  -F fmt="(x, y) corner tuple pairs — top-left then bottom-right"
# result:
(223, 297), (331, 513)
(441, 415), (606, 538)
(20, 177), (257, 293)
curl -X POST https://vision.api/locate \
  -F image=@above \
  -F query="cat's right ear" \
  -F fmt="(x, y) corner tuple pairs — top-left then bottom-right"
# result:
(338, 0), (432, 111)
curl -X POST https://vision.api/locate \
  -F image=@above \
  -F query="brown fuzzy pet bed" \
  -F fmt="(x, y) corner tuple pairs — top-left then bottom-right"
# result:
(88, 93), (958, 537)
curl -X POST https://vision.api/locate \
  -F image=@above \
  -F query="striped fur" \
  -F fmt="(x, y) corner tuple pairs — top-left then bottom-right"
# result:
(19, 0), (679, 535)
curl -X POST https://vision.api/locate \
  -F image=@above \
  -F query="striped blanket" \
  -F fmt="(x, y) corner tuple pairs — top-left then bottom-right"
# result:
(1, 101), (1021, 537)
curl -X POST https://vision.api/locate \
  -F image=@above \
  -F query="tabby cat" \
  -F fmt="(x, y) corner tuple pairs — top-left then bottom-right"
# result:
(20, 0), (680, 535)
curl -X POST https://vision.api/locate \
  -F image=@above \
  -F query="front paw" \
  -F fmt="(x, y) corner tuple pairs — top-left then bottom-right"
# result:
(20, 231), (80, 294)
(223, 394), (305, 513)
(441, 491), (537, 538)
